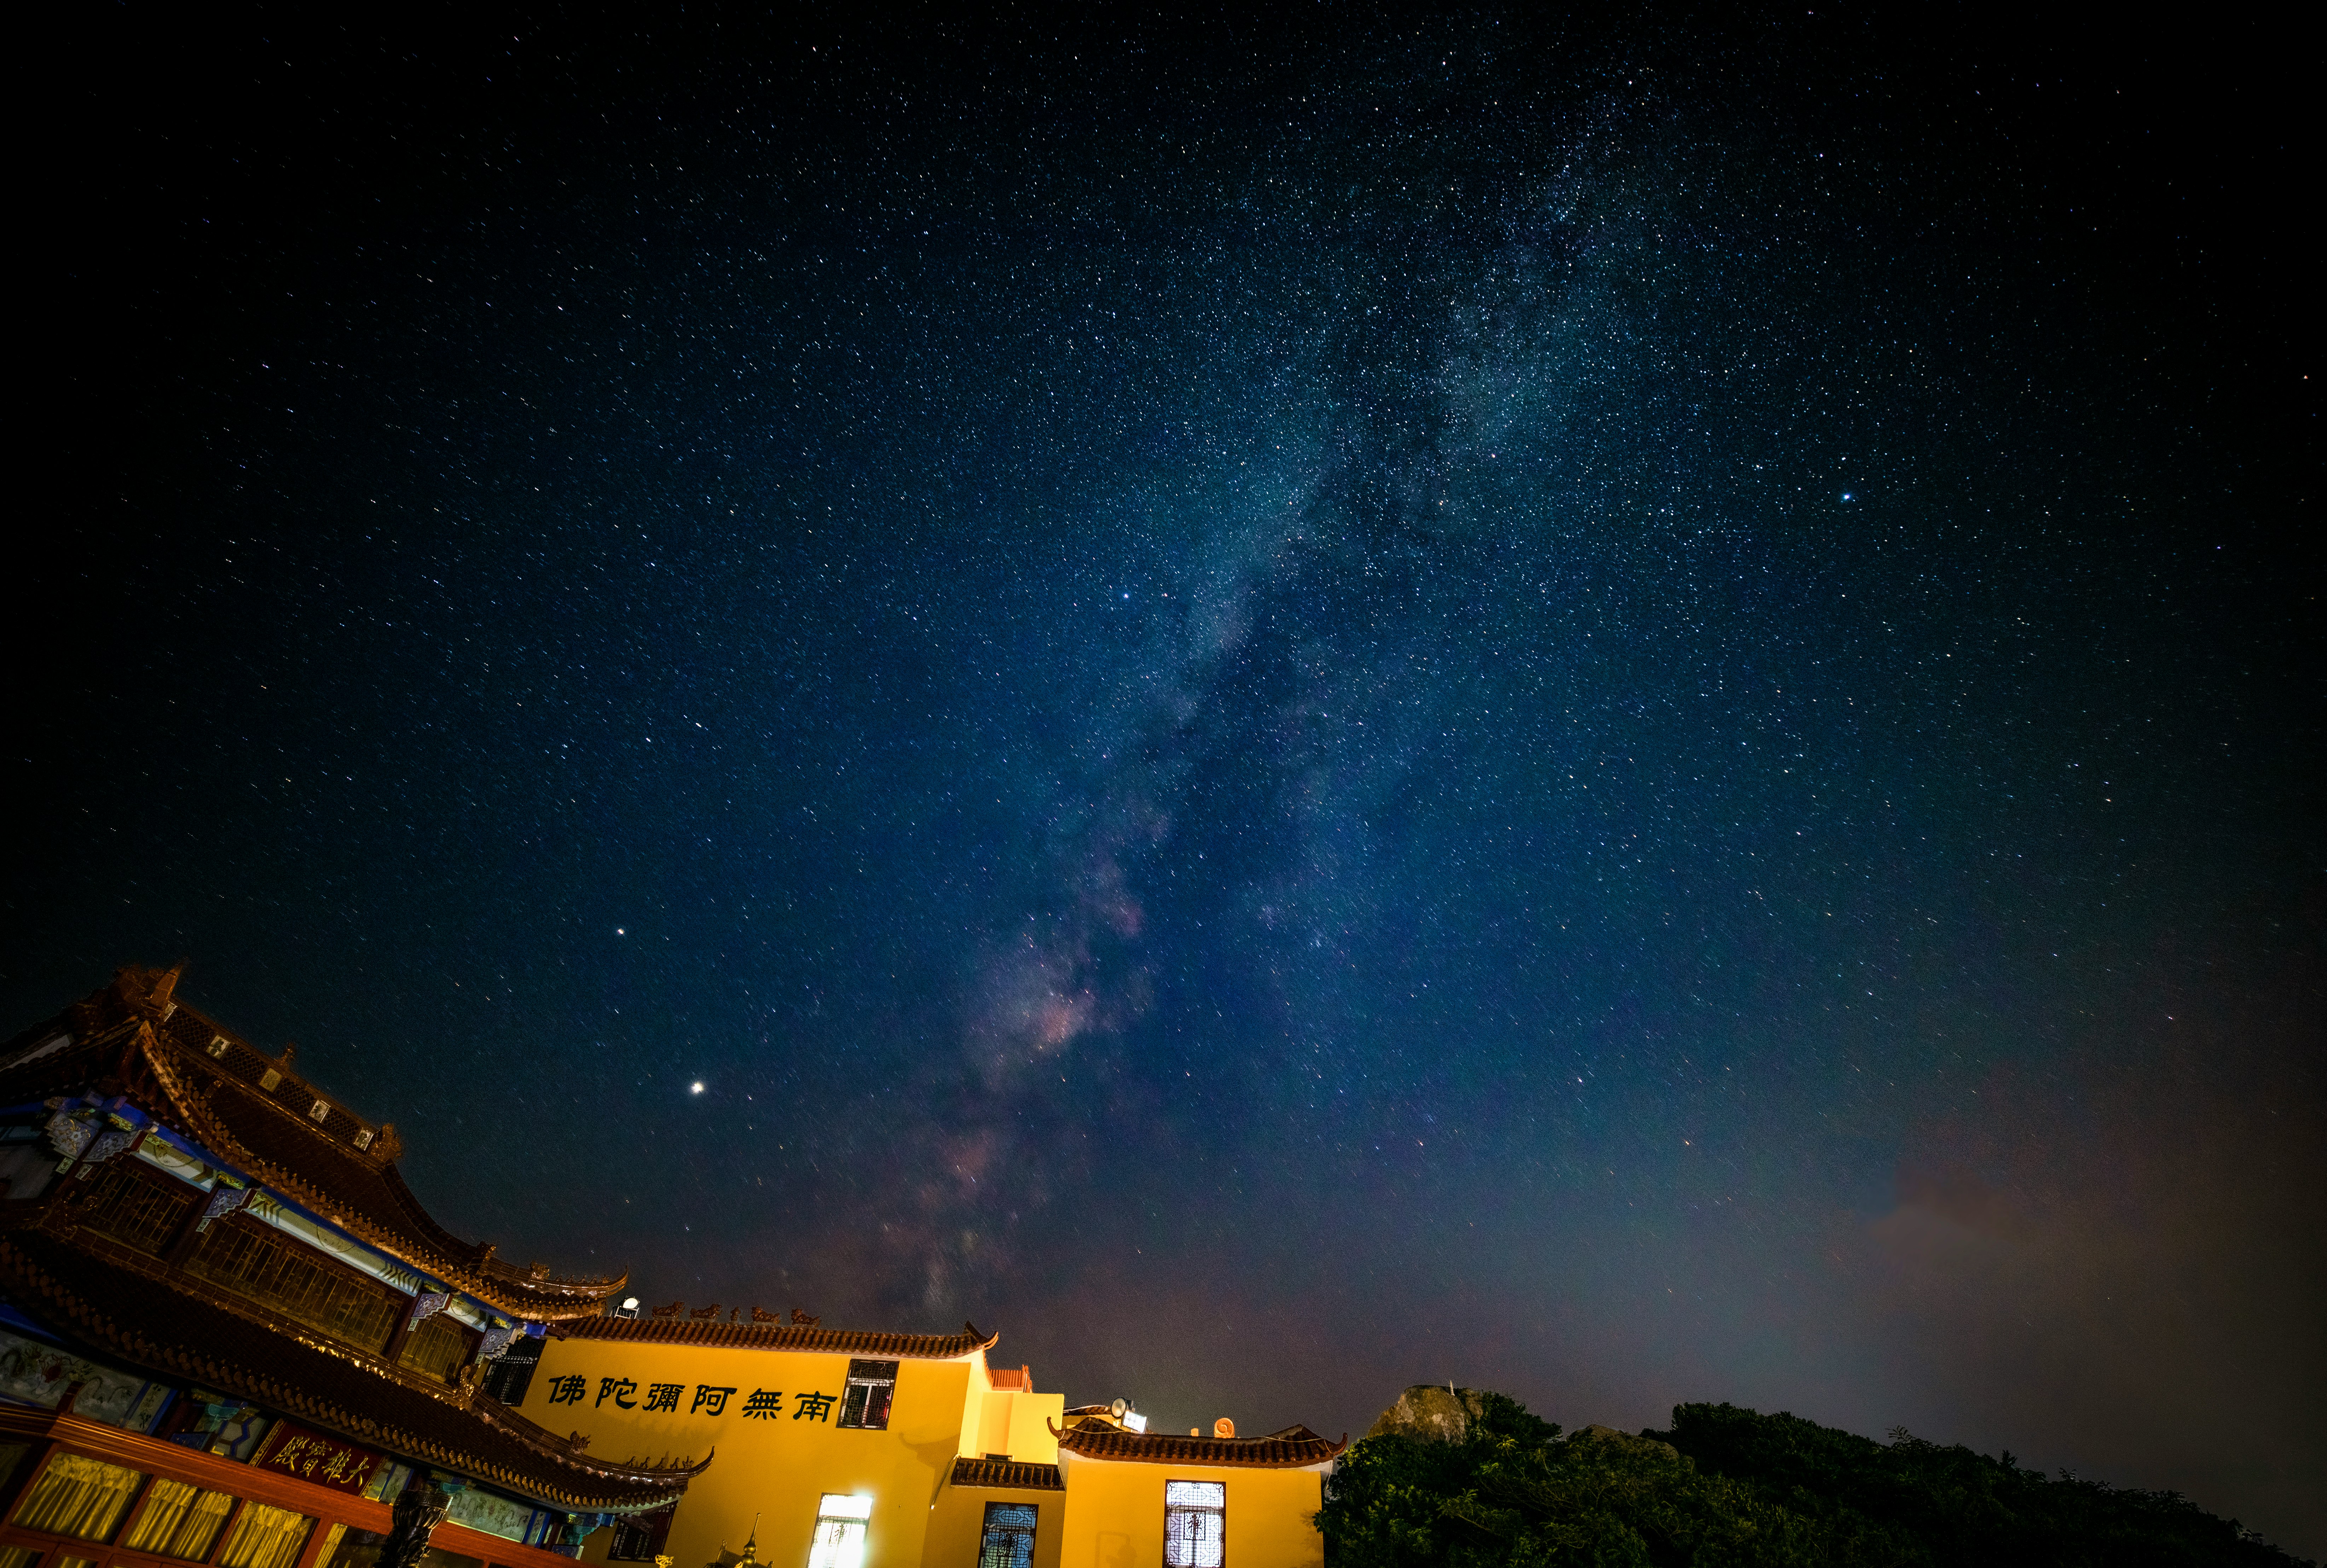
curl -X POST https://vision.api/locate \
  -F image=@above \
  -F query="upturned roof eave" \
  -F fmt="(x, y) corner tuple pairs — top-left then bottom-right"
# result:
(1048, 1417), (1349, 1470)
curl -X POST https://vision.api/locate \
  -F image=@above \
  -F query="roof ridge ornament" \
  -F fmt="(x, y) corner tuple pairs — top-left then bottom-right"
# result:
(45, 1109), (95, 1163)
(83, 978), (624, 1318)
(146, 962), (186, 1020)
(198, 1181), (256, 1233)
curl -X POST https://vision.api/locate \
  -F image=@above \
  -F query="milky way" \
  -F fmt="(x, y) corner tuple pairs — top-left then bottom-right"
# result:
(17, 10), (2318, 1553)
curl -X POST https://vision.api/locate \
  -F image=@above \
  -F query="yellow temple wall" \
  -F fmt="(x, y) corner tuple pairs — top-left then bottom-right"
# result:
(522, 1332), (1313, 1568)
(1054, 1457), (1326, 1568)
(926, 1483), (1064, 1568)
(967, 1389), (1065, 1461)
(523, 1335), (980, 1568)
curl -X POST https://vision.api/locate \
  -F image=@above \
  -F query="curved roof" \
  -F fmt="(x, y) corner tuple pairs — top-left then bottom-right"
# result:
(949, 1457), (1063, 1491)
(4, 968), (624, 1320)
(1051, 1416), (1347, 1469)
(557, 1313), (1000, 1361)
(0, 1232), (702, 1512)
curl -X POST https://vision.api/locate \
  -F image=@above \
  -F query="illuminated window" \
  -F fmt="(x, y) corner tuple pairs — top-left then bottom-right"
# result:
(11, 1452), (146, 1541)
(216, 1502), (316, 1568)
(976, 1502), (1037, 1568)
(1163, 1481), (1224, 1568)
(836, 1360), (897, 1430)
(122, 1478), (236, 1560)
(805, 1494), (871, 1568)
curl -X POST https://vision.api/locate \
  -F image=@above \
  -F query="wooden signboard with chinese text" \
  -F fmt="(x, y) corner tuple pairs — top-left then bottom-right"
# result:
(249, 1416), (387, 1495)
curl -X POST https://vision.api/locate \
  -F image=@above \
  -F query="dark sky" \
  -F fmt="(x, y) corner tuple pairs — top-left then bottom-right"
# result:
(13, 4), (2320, 1553)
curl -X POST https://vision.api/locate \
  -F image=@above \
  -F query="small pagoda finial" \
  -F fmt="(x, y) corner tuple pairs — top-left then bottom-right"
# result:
(279, 1041), (299, 1070)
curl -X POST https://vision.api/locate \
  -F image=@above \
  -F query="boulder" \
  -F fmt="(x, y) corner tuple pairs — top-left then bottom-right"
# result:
(1573, 1424), (1679, 1460)
(1366, 1384), (1489, 1443)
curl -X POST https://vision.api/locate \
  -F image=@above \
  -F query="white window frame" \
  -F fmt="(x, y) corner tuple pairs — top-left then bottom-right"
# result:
(806, 1493), (872, 1568)
(1163, 1479), (1225, 1568)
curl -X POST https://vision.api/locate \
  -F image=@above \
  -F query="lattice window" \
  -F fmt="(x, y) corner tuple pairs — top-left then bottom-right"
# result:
(398, 1313), (474, 1383)
(184, 1219), (400, 1352)
(837, 1360), (897, 1430)
(481, 1336), (542, 1405)
(976, 1502), (1038, 1568)
(76, 1163), (197, 1255)
(1163, 1481), (1225, 1568)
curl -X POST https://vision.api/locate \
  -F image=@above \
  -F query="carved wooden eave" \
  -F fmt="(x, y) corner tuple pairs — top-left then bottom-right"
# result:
(4, 969), (626, 1321)
(0, 1232), (704, 1512)
(134, 1029), (624, 1320)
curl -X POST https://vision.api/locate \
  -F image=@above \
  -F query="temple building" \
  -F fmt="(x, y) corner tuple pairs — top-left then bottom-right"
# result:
(0, 967), (705, 1568)
(523, 1321), (1341, 1568)
(1, 971), (1342, 1568)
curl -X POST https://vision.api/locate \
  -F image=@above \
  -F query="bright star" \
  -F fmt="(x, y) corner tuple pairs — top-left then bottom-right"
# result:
(691, 1081), (705, 1094)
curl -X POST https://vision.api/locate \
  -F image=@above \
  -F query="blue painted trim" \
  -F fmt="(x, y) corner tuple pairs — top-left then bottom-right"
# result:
(0, 1301), (74, 1348)
(48, 1093), (513, 1335)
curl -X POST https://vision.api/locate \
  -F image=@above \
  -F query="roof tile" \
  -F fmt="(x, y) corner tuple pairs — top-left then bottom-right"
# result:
(556, 1314), (998, 1360)
(0, 1232), (701, 1511)
(1052, 1418), (1346, 1469)
(948, 1457), (1064, 1491)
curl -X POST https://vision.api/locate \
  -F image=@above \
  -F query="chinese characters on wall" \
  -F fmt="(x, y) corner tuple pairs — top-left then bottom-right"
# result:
(543, 1375), (838, 1422)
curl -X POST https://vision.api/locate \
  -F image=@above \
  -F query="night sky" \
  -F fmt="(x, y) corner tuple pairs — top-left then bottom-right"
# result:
(13, 6), (2320, 1553)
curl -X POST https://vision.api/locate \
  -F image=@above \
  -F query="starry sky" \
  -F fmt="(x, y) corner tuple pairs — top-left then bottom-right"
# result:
(12, 6), (2320, 1553)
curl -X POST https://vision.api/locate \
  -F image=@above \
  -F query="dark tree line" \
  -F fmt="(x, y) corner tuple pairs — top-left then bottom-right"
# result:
(1318, 1393), (2310, 1567)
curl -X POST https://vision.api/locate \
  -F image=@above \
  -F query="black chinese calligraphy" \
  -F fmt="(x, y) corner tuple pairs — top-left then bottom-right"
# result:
(541, 1370), (840, 1425)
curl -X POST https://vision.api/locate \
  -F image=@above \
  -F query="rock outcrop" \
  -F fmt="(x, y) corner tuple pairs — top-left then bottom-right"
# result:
(1573, 1423), (1679, 1459)
(1365, 1384), (1490, 1443)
